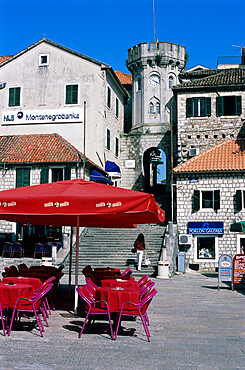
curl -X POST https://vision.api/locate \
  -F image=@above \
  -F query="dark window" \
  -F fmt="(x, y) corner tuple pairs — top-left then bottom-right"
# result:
(64, 166), (71, 180)
(116, 98), (119, 118)
(9, 87), (20, 107)
(41, 55), (47, 64)
(107, 87), (111, 108)
(115, 137), (119, 157)
(40, 167), (49, 184)
(149, 102), (154, 114)
(66, 85), (78, 104)
(186, 97), (211, 117)
(197, 237), (216, 259)
(16, 168), (30, 188)
(52, 168), (63, 183)
(193, 189), (220, 211)
(137, 78), (141, 91)
(216, 96), (242, 116)
(169, 76), (173, 89)
(202, 190), (213, 208)
(107, 129), (110, 150)
(156, 102), (160, 114)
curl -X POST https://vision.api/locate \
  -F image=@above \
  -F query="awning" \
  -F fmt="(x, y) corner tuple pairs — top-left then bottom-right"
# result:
(90, 170), (113, 185)
(105, 161), (121, 178)
(230, 221), (245, 232)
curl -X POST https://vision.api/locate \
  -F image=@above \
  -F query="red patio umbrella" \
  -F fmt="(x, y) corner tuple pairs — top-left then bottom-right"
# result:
(0, 179), (165, 312)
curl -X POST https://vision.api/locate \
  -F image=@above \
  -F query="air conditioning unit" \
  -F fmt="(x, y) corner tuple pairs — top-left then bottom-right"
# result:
(179, 234), (192, 245)
(188, 148), (199, 157)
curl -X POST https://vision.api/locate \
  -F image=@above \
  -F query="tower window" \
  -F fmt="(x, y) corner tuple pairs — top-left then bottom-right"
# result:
(149, 102), (154, 114)
(169, 76), (174, 89)
(156, 102), (160, 114)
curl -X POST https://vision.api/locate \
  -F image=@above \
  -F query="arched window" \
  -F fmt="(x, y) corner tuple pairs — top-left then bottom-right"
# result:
(169, 76), (174, 89)
(137, 78), (141, 91)
(156, 102), (160, 114)
(149, 102), (154, 114)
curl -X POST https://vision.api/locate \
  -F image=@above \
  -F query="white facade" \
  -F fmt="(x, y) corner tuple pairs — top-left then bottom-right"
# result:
(0, 39), (126, 177)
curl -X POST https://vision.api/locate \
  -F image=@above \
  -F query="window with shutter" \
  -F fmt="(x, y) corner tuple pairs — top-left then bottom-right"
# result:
(214, 190), (220, 211)
(186, 98), (193, 117)
(9, 87), (21, 107)
(193, 190), (200, 212)
(116, 98), (119, 118)
(65, 167), (71, 180)
(205, 97), (211, 116)
(16, 168), (30, 188)
(236, 190), (242, 212)
(107, 129), (110, 150)
(235, 96), (242, 115)
(66, 85), (78, 104)
(216, 96), (223, 116)
(40, 167), (49, 184)
(107, 87), (111, 108)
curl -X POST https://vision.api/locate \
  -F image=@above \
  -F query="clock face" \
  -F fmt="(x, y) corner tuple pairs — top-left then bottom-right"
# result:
(149, 74), (160, 86)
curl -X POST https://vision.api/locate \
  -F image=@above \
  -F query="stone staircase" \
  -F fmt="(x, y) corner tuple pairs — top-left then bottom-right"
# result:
(63, 224), (166, 278)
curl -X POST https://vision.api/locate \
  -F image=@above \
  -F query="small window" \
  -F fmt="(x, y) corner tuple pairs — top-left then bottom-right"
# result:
(66, 85), (78, 105)
(52, 168), (63, 183)
(116, 98), (119, 118)
(16, 168), (30, 188)
(149, 102), (154, 114)
(169, 76), (174, 89)
(156, 102), (160, 114)
(107, 87), (111, 108)
(107, 129), (110, 150)
(196, 236), (217, 260)
(9, 87), (20, 107)
(115, 137), (119, 157)
(39, 54), (49, 66)
(192, 189), (220, 212)
(235, 190), (245, 211)
(216, 96), (242, 116)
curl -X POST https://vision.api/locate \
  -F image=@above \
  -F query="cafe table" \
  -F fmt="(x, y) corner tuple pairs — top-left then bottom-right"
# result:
(93, 268), (121, 282)
(0, 283), (33, 307)
(3, 276), (42, 291)
(101, 278), (138, 289)
(96, 286), (139, 313)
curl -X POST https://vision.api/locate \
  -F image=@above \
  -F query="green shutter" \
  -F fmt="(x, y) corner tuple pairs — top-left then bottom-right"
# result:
(235, 96), (242, 115)
(214, 190), (220, 210)
(66, 85), (72, 104)
(216, 96), (224, 116)
(236, 190), (242, 211)
(116, 98), (119, 118)
(15, 87), (20, 106)
(205, 97), (211, 116)
(65, 166), (71, 180)
(9, 88), (15, 106)
(40, 167), (49, 184)
(107, 129), (110, 150)
(107, 87), (111, 108)
(72, 85), (78, 104)
(186, 98), (193, 117)
(16, 168), (30, 188)
(193, 190), (200, 212)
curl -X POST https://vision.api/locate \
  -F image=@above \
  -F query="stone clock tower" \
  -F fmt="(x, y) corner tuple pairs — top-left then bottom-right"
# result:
(120, 41), (185, 219)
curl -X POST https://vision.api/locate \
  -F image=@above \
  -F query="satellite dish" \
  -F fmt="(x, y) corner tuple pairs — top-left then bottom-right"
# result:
(0, 82), (6, 89)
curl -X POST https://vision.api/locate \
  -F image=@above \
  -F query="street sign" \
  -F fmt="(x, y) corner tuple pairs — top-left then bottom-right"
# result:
(218, 254), (233, 290)
(233, 254), (245, 289)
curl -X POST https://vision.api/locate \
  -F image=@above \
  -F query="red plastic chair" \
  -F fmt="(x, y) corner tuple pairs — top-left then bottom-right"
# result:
(85, 277), (99, 291)
(76, 286), (114, 339)
(121, 267), (133, 277)
(114, 288), (158, 342)
(8, 283), (53, 337)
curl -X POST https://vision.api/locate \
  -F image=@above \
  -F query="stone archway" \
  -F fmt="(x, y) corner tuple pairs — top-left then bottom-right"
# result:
(142, 147), (166, 194)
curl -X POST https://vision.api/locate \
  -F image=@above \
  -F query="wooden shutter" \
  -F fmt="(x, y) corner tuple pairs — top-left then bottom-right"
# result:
(192, 190), (200, 212)
(235, 96), (242, 115)
(40, 167), (49, 184)
(72, 85), (78, 104)
(236, 190), (242, 211)
(214, 190), (220, 210)
(9, 88), (15, 106)
(186, 98), (193, 117)
(65, 166), (71, 180)
(216, 96), (223, 116)
(205, 97), (211, 116)
(66, 85), (72, 104)
(107, 129), (110, 150)
(16, 168), (30, 188)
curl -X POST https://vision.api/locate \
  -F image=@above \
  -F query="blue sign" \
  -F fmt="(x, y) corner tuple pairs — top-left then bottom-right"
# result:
(188, 221), (224, 235)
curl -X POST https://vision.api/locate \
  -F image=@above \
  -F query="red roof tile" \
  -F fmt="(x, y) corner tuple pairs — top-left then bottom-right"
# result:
(173, 138), (245, 173)
(0, 133), (103, 171)
(115, 71), (132, 85)
(0, 56), (12, 65)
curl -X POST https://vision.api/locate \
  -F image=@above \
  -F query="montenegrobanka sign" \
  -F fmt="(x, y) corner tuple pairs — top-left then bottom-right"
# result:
(1, 108), (83, 125)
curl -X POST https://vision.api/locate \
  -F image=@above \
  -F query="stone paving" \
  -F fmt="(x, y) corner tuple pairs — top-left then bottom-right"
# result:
(0, 273), (244, 370)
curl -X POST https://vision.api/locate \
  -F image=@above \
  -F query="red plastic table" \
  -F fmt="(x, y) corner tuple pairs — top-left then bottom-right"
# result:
(96, 286), (139, 313)
(0, 283), (33, 307)
(3, 276), (42, 291)
(101, 278), (138, 289)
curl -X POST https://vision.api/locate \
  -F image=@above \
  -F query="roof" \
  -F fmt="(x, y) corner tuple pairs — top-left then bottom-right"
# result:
(0, 56), (12, 65)
(0, 133), (104, 171)
(175, 68), (245, 90)
(173, 138), (245, 173)
(115, 71), (132, 85)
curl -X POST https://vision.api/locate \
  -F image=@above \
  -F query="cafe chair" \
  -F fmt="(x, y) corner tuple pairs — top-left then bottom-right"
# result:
(34, 243), (44, 259)
(85, 277), (99, 291)
(8, 283), (54, 337)
(84, 284), (96, 302)
(114, 288), (158, 342)
(121, 267), (133, 277)
(139, 280), (155, 300)
(12, 242), (24, 258)
(2, 242), (13, 258)
(33, 276), (56, 317)
(76, 286), (114, 339)
(137, 275), (148, 288)
(43, 243), (53, 257)
(0, 301), (8, 336)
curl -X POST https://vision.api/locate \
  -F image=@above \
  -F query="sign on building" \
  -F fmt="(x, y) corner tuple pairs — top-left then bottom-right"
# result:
(188, 221), (224, 235)
(218, 254), (233, 290)
(233, 254), (245, 289)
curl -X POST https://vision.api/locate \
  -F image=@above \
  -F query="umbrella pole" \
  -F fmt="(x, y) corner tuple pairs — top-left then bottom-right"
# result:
(74, 216), (80, 315)
(68, 226), (73, 298)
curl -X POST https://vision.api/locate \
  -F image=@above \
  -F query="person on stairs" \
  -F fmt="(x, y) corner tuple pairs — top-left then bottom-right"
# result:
(134, 233), (146, 271)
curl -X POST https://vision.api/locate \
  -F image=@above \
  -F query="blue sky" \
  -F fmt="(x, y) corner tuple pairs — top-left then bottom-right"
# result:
(0, 0), (244, 73)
